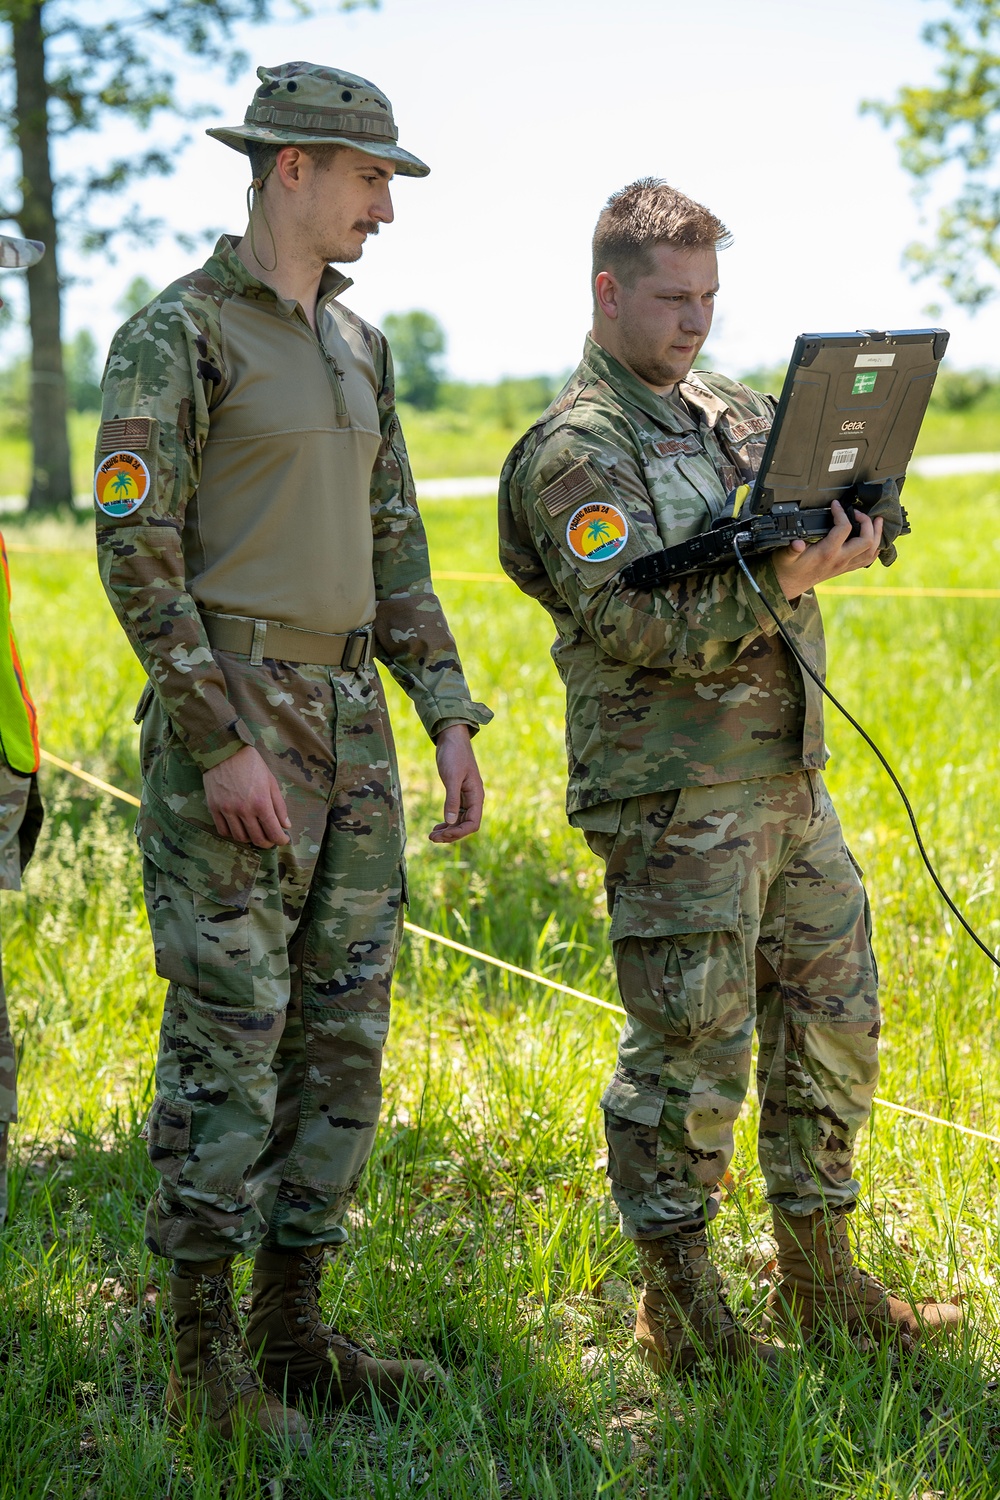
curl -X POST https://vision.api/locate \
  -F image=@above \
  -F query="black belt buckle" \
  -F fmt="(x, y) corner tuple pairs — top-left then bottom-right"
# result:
(342, 627), (372, 671)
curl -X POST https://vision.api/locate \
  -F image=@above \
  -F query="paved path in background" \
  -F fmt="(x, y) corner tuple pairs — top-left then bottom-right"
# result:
(1, 452), (998, 514)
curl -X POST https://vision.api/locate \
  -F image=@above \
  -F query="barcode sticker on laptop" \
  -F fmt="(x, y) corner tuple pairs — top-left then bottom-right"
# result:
(829, 448), (859, 471)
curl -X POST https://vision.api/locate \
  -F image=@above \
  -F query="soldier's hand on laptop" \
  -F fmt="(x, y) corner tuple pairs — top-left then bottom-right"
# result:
(772, 499), (883, 602)
(203, 745), (292, 848)
(429, 724), (484, 843)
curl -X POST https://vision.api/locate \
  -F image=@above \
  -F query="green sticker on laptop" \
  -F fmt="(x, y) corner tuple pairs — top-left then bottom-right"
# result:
(852, 372), (878, 394)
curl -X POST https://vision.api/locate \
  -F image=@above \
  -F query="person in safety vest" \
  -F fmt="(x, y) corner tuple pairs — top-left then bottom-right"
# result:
(95, 64), (490, 1446)
(499, 179), (962, 1371)
(0, 232), (45, 1233)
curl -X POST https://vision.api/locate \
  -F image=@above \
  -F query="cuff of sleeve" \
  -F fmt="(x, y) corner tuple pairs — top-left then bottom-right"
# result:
(431, 716), (479, 741)
(186, 717), (256, 773)
(745, 559), (795, 634)
(424, 700), (493, 743)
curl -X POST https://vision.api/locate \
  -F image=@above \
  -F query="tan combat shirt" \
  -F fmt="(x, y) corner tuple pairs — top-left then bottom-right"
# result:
(96, 237), (490, 770)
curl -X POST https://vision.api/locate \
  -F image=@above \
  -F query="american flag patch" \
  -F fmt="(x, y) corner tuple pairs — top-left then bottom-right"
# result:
(725, 415), (770, 444)
(539, 459), (599, 515)
(100, 417), (154, 452)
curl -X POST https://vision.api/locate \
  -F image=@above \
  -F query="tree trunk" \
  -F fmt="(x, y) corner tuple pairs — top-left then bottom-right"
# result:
(12, 0), (72, 512)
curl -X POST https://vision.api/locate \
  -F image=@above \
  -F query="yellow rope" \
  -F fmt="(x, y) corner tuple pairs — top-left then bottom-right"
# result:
(402, 920), (627, 1015)
(36, 747), (1000, 1149)
(39, 748), (141, 806)
(7, 546), (999, 599)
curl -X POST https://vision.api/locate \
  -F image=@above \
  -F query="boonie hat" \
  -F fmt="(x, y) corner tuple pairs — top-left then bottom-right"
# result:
(206, 61), (429, 178)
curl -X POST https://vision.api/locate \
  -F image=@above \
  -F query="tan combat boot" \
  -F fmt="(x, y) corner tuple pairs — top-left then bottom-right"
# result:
(166, 1258), (311, 1451)
(634, 1227), (785, 1374)
(245, 1246), (440, 1410)
(766, 1209), (963, 1351)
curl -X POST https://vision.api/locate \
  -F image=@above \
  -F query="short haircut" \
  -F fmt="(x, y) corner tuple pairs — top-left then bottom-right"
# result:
(592, 178), (732, 291)
(247, 140), (345, 183)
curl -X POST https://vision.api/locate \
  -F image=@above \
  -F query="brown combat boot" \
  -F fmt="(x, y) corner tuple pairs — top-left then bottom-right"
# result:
(766, 1209), (963, 1351)
(245, 1246), (440, 1410)
(166, 1258), (311, 1451)
(634, 1227), (785, 1374)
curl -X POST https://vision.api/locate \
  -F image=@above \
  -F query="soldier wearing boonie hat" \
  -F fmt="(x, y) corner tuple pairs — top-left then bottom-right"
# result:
(206, 61), (430, 177)
(96, 63), (489, 1446)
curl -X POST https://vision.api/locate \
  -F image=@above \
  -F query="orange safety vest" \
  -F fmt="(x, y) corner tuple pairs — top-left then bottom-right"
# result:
(0, 531), (39, 774)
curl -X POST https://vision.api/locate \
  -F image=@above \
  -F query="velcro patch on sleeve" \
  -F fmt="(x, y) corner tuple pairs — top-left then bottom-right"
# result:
(539, 458), (600, 516)
(100, 416), (154, 452)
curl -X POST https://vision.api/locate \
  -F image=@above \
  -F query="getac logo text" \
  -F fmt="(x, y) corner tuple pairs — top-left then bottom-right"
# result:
(840, 420), (866, 433)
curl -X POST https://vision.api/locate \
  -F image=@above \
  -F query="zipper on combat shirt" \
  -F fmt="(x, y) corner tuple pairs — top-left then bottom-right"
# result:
(294, 300), (350, 429)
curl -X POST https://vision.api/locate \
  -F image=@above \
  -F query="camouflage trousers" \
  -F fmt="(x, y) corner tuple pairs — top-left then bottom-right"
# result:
(580, 771), (879, 1241)
(0, 759), (42, 1231)
(138, 652), (406, 1263)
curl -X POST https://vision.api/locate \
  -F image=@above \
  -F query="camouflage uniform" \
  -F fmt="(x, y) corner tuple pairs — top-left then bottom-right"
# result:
(499, 337), (878, 1240)
(97, 238), (490, 1263)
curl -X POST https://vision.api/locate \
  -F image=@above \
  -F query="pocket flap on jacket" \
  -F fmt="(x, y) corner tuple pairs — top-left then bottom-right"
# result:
(599, 1072), (665, 1127)
(135, 784), (261, 909)
(610, 877), (739, 943)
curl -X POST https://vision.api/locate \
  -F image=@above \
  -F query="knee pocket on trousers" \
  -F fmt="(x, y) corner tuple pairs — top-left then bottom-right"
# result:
(610, 880), (747, 1047)
(144, 1094), (193, 1157)
(599, 1075), (665, 1194)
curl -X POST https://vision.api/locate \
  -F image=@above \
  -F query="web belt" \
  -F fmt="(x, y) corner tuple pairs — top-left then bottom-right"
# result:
(201, 611), (374, 670)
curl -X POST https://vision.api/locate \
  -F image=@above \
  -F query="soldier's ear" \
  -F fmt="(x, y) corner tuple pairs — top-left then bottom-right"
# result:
(595, 271), (620, 321)
(274, 146), (308, 188)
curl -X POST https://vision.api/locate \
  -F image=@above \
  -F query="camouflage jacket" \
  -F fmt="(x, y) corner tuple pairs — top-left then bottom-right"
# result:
(498, 337), (826, 816)
(96, 236), (490, 772)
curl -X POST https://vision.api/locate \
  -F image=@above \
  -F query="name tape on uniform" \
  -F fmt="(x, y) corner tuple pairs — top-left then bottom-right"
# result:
(94, 450), (151, 517)
(566, 501), (629, 562)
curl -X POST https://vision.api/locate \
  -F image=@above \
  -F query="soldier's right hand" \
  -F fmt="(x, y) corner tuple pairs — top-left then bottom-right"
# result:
(203, 745), (292, 847)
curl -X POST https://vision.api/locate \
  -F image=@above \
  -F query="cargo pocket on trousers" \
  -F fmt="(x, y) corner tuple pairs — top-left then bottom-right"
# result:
(136, 784), (264, 1005)
(608, 877), (745, 1050)
(599, 1072), (666, 1194)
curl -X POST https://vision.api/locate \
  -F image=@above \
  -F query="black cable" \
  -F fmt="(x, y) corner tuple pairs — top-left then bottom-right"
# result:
(731, 535), (1000, 973)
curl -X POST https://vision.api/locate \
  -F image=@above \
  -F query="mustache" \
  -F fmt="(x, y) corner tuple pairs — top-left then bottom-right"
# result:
(354, 219), (380, 236)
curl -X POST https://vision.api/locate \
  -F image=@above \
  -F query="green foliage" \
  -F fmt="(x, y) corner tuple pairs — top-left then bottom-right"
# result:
(929, 363), (996, 410)
(2, 479), (1000, 1492)
(382, 309), (447, 409)
(737, 363), (786, 397)
(64, 328), (102, 412)
(0, 353), (29, 438)
(397, 374), (563, 478)
(865, 0), (1000, 309)
(115, 276), (158, 322)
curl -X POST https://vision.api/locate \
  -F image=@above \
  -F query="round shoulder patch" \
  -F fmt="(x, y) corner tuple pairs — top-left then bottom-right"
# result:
(94, 450), (151, 517)
(566, 501), (629, 562)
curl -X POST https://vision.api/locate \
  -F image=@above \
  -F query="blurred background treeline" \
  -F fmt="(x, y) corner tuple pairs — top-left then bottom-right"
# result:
(1, 300), (997, 497)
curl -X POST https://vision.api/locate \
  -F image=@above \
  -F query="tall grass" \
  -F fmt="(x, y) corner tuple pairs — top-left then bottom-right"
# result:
(2, 474), (1000, 1496)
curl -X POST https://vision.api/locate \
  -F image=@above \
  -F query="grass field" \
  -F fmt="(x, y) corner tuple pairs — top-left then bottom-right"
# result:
(3, 470), (1000, 1498)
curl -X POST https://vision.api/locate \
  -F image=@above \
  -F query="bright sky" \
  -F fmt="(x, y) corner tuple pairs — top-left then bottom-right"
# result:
(30, 0), (1000, 382)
